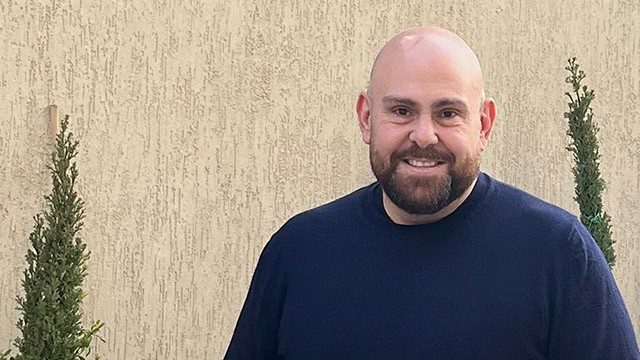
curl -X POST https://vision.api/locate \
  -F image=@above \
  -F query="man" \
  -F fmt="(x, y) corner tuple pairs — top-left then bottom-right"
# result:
(225, 27), (639, 359)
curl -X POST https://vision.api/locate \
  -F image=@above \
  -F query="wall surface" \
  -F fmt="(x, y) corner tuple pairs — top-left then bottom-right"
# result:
(1, 0), (639, 358)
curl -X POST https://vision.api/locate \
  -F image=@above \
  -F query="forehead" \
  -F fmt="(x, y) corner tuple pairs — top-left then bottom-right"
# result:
(370, 36), (482, 104)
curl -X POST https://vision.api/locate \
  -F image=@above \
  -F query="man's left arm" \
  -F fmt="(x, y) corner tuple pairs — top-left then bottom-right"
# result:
(547, 223), (639, 359)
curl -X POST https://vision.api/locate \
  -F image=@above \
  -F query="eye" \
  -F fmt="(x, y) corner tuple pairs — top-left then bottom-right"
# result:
(394, 108), (410, 116)
(441, 110), (457, 118)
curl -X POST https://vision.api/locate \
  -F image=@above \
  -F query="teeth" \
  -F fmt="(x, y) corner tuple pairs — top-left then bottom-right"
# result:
(407, 159), (437, 167)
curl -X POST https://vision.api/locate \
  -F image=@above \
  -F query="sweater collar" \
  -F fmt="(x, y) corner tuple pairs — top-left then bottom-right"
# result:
(363, 172), (492, 235)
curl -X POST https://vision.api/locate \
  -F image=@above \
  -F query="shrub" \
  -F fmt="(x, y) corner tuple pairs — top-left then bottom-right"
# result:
(2, 115), (103, 360)
(564, 58), (615, 266)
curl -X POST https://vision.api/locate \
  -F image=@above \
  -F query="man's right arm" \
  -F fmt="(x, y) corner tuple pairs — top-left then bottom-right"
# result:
(225, 237), (287, 359)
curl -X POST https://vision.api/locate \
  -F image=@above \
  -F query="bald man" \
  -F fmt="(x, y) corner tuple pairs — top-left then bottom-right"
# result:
(226, 27), (639, 359)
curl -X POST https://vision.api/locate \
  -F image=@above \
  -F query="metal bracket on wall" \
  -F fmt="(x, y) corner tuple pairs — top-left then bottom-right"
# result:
(49, 104), (59, 139)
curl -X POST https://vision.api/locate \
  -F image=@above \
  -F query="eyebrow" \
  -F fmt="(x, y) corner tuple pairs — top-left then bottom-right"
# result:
(381, 96), (419, 108)
(381, 96), (470, 114)
(431, 98), (469, 111)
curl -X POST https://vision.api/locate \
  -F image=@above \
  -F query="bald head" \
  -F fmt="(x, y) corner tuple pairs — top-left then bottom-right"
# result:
(355, 27), (497, 224)
(368, 27), (485, 102)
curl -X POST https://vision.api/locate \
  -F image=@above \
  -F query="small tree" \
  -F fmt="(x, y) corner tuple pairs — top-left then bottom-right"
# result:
(2, 115), (103, 360)
(564, 57), (615, 266)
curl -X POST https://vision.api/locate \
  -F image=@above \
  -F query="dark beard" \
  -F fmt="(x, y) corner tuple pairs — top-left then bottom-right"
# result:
(370, 144), (479, 215)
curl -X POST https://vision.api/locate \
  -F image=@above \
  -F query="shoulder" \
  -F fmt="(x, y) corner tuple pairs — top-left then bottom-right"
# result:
(484, 175), (579, 236)
(479, 174), (613, 268)
(265, 183), (374, 249)
(275, 183), (373, 235)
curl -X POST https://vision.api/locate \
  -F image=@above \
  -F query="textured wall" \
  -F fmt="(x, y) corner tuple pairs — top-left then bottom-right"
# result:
(0, 0), (638, 358)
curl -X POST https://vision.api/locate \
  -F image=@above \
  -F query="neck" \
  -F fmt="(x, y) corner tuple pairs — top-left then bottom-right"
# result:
(382, 177), (478, 225)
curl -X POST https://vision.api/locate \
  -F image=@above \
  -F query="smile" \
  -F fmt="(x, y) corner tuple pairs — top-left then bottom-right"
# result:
(404, 159), (445, 168)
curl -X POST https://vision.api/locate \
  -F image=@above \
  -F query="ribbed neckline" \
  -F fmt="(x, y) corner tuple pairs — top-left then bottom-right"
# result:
(359, 172), (493, 239)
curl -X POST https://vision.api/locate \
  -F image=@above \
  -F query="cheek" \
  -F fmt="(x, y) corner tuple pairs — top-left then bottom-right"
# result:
(440, 132), (477, 157)
(369, 134), (398, 167)
(371, 123), (409, 148)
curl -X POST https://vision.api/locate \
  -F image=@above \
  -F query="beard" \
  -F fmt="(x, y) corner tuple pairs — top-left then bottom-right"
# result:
(370, 143), (479, 215)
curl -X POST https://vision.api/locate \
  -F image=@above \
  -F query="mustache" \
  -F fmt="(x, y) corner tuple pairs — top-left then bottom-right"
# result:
(390, 145), (455, 164)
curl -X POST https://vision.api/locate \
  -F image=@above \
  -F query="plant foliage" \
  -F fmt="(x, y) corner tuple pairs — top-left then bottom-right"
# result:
(2, 116), (103, 360)
(564, 57), (615, 266)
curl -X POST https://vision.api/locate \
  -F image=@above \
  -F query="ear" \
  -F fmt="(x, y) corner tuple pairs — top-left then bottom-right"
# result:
(478, 98), (497, 151)
(356, 92), (372, 144)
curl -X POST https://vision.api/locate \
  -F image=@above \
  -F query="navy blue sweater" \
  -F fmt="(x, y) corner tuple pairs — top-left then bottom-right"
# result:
(226, 173), (639, 359)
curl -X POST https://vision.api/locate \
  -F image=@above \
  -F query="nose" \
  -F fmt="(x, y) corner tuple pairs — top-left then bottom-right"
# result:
(408, 116), (439, 148)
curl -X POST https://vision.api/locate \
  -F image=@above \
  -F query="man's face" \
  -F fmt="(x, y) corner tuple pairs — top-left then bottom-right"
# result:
(357, 39), (494, 216)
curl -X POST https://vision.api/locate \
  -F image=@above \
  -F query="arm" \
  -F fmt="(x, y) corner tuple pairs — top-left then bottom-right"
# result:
(547, 223), (639, 359)
(225, 237), (287, 360)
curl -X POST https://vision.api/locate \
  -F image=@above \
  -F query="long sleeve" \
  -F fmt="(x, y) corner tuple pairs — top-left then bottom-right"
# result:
(225, 237), (287, 360)
(547, 223), (639, 359)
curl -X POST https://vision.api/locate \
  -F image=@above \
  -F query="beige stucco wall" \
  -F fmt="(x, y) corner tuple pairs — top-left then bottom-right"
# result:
(1, 0), (638, 358)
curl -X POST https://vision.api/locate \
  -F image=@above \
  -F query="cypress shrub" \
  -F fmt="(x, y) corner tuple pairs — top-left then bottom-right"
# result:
(564, 58), (615, 266)
(2, 116), (103, 360)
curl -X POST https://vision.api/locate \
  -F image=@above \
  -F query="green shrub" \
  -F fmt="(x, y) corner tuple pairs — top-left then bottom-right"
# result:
(564, 58), (615, 266)
(2, 116), (103, 360)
